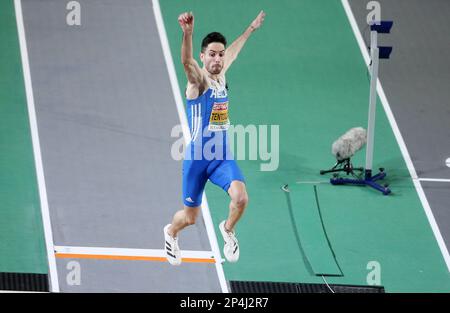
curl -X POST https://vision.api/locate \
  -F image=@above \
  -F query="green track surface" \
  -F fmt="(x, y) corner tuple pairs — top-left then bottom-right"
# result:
(0, 0), (48, 274)
(161, 0), (450, 292)
(287, 184), (342, 276)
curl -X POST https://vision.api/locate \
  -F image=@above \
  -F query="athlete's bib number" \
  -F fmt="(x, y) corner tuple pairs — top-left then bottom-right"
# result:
(208, 101), (230, 131)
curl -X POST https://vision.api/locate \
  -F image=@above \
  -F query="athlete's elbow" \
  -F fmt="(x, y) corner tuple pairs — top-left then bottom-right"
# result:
(182, 58), (195, 68)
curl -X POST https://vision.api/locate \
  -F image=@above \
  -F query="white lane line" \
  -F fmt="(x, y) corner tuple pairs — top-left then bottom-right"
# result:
(341, 0), (450, 272)
(417, 178), (450, 183)
(152, 0), (228, 292)
(14, 0), (60, 292)
(54, 246), (215, 260)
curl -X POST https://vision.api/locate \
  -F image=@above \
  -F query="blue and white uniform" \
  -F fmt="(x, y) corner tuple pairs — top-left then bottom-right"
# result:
(183, 75), (245, 207)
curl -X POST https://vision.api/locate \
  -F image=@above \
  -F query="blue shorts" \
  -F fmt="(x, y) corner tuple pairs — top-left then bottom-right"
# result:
(182, 158), (245, 207)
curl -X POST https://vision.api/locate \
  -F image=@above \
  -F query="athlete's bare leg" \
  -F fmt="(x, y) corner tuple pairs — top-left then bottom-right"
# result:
(168, 180), (247, 237)
(168, 206), (201, 238)
(225, 180), (248, 231)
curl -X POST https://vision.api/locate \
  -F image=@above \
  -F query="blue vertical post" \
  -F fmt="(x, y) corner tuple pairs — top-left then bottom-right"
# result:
(329, 21), (393, 195)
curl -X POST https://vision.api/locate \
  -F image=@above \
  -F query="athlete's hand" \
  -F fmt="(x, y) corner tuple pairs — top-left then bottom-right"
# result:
(250, 10), (266, 31)
(178, 12), (194, 34)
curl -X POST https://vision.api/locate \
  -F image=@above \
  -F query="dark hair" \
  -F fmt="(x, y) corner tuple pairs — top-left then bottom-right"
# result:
(201, 32), (227, 52)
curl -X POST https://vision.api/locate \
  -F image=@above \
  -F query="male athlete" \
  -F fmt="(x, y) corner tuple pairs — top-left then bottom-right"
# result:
(164, 11), (266, 265)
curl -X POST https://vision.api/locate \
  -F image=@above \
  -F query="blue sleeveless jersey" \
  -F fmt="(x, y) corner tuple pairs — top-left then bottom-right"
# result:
(182, 76), (245, 207)
(185, 76), (231, 160)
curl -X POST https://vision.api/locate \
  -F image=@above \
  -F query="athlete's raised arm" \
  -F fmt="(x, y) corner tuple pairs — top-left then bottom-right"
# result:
(178, 12), (205, 91)
(223, 10), (266, 74)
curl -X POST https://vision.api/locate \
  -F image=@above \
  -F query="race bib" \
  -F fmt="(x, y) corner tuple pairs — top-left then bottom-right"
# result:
(208, 101), (230, 131)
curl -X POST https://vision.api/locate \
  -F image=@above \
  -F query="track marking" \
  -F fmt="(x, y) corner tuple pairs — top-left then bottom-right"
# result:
(14, 0), (60, 292)
(152, 0), (228, 291)
(417, 178), (450, 183)
(54, 246), (216, 263)
(342, 0), (450, 271)
(296, 181), (330, 184)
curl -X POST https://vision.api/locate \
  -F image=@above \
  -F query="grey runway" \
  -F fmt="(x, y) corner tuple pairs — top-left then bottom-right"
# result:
(57, 259), (219, 293)
(21, 0), (221, 292)
(348, 0), (450, 251)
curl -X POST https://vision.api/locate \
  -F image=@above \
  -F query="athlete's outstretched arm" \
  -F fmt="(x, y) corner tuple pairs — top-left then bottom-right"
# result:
(178, 12), (204, 86)
(223, 10), (266, 74)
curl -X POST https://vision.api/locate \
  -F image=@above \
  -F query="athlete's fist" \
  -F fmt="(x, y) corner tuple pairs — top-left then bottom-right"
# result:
(178, 12), (194, 34)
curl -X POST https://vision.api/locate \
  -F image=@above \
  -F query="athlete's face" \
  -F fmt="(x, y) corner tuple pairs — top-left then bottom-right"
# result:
(201, 42), (225, 75)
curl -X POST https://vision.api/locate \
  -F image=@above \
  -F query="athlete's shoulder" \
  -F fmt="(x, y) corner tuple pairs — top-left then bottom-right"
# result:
(186, 82), (210, 100)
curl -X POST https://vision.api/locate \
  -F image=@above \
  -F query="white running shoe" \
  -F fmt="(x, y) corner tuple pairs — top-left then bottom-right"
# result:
(219, 220), (239, 263)
(164, 224), (181, 266)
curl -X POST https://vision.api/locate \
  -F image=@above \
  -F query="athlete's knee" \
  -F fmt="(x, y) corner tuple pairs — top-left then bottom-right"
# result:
(232, 193), (248, 210)
(184, 206), (200, 225)
(229, 181), (248, 209)
(185, 215), (196, 226)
